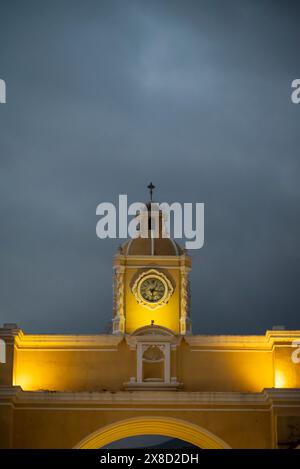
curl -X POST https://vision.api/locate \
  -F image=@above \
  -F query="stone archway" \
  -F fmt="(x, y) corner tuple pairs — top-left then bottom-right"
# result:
(74, 416), (231, 449)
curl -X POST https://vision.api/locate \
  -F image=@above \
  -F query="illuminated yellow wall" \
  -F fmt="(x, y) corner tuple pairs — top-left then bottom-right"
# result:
(274, 345), (300, 389)
(1, 328), (300, 449)
(14, 349), (133, 392)
(10, 331), (300, 393)
(10, 406), (272, 449)
(15, 342), (140, 391)
(179, 346), (274, 392)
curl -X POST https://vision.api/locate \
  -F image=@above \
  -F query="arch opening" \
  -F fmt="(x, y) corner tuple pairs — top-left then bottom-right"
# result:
(103, 434), (198, 449)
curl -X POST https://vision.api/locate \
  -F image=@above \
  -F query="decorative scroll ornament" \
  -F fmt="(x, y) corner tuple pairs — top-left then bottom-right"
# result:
(112, 266), (125, 334)
(179, 267), (191, 335)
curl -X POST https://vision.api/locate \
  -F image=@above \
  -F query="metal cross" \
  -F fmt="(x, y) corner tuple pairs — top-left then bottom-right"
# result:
(147, 182), (155, 201)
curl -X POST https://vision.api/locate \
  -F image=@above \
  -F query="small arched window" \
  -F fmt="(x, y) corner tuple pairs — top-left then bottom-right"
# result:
(142, 345), (165, 382)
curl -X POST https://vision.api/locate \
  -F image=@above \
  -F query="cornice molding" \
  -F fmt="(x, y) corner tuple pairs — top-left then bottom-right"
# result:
(0, 387), (299, 408)
(3, 329), (300, 351)
(14, 331), (124, 350)
(184, 331), (300, 351)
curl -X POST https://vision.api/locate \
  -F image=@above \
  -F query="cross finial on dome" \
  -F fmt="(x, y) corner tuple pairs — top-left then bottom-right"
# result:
(147, 182), (155, 201)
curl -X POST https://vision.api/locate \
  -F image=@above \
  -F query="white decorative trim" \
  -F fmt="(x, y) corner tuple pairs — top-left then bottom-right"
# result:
(112, 266), (125, 334)
(1, 387), (299, 407)
(126, 326), (181, 350)
(124, 326), (182, 390)
(179, 267), (191, 335)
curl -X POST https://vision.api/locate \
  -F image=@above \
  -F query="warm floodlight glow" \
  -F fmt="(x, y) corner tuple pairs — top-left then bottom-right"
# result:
(275, 370), (286, 388)
(14, 372), (35, 391)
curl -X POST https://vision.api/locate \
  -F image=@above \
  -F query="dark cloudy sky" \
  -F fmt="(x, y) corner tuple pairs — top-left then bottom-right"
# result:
(0, 0), (299, 334)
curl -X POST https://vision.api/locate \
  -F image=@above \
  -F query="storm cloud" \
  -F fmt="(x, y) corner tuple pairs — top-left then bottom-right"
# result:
(0, 0), (299, 334)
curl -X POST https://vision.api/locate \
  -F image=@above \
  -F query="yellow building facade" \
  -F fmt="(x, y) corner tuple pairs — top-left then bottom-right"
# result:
(0, 204), (300, 448)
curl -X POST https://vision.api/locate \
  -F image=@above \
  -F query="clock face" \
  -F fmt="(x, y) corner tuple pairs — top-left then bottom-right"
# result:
(131, 269), (174, 309)
(139, 277), (166, 303)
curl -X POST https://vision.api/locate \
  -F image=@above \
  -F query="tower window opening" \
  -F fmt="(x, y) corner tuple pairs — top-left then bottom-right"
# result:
(148, 217), (155, 231)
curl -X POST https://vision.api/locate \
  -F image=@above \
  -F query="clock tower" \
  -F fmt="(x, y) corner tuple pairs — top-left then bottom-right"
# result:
(112, 187), (192, 336)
